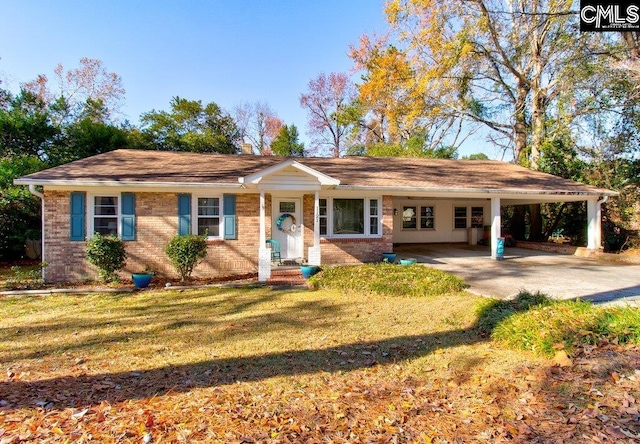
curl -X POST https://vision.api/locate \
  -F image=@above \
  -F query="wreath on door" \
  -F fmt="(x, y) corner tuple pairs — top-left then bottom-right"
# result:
(276, 213), (297, 233)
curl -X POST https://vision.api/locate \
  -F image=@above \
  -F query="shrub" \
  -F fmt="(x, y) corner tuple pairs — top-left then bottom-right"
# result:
(478, 291), (640, 356)
(3, 262), (47, 290)
(86, 233), (127, 282)
(165, 234), (208, 281)
(307, 262), (466, 297)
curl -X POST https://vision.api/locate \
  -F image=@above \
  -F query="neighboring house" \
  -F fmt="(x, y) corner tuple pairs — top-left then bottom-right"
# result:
(15, 149), (617, 283)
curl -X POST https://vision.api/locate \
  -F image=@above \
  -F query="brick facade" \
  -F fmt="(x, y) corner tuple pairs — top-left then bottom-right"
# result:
(316, 195), (393, 264)
(43, 191), (393, 283)
(44, 191), (263, 283)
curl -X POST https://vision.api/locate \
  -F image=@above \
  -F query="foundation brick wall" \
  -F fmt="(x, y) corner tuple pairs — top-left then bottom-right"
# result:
(44, 191), (262, 283)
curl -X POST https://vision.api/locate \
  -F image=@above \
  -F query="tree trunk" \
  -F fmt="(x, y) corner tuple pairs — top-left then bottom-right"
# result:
(514, 81), (529, 164)
(512, 206), (527, 240)
(529, 204), (543, 242)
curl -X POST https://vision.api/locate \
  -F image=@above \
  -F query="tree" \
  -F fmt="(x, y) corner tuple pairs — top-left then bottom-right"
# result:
(140, 96), (241, 154)
(363, 132), (458, 159)
(0, 90), (58, 160)
(352, 1), (613, 167)
(234, 101), (283, 154)
(300, 72), (357, 157)
(48, 118), (130, 165)
(270, 124), (305, 157)
(22, 57), (125, 126)
(461, 153), (489, 160)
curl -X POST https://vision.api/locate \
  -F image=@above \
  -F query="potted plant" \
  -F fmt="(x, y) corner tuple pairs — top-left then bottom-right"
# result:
(132, 265), (154, 289)
(300, 264), (320, 279)
(381, 252), (396, 263)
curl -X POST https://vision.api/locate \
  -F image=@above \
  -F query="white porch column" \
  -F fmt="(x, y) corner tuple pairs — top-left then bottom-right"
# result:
(586, 198), (600, 250)
(490, 197), (501, 260)
(308, 191), (321, 266)
(258, 191), (271, 282)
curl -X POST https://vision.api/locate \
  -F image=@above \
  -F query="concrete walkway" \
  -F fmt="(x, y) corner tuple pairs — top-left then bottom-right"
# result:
(394, 244), (640, 306)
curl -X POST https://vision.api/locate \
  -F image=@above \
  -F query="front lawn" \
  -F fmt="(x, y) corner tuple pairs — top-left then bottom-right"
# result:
(1, 284), (639, 442)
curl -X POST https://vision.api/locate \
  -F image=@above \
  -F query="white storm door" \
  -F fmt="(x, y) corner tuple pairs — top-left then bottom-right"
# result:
(273, 198), (302, 260)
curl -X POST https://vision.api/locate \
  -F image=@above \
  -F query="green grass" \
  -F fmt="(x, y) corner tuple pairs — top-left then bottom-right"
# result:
(308, 262), (467, 297)
(477, 291), (640, 356)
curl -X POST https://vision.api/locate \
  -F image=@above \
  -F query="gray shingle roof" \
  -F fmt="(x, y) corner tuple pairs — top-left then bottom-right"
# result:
(15, 149), (616, 196)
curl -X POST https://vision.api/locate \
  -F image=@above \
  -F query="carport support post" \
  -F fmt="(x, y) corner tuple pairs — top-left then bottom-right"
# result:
(258, 191), (271, 282)
(586, 198), (600, 250)
(308, 191), (321, 266)
(490, 197), (501, 260)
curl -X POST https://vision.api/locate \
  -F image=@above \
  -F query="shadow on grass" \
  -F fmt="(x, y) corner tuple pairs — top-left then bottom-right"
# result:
(0, 292), (552, 410)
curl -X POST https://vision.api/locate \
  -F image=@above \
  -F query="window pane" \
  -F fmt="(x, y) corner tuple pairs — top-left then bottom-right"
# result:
(370, 199), (378, 216)
(319, 218), (327, 235)
(420, 206), (434, 229)
(198, 197), (219, 216)
(403, 206), (417, 229)
(94, 217), (117, 235)
(319, 199), (327, 216)
(370, 217), (379, 234)
(333, 199), (364, 234)
(198, 217), (219, 237)
(471, 207), (484, 228)
(454, 207), (467, 229)
(95, 196), (117, 216)
(279, 201), (295, 213)
(454, 207), (467, 218)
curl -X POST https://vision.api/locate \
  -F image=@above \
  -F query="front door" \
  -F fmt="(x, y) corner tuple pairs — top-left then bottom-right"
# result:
(273, 198), (302, 260)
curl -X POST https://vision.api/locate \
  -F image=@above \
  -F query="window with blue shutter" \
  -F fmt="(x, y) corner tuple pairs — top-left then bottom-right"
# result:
(70, 192), (86, 241)
(120, 193), (136, 241)
(223, 194), (236, 240)
(178, 194), (192, 236)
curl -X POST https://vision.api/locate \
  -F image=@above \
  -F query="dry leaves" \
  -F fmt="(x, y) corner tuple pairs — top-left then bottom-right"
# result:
(0, 343), (638, 443)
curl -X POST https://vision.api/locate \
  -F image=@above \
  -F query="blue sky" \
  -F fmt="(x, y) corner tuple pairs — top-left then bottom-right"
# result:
(0, 1), (387, 130)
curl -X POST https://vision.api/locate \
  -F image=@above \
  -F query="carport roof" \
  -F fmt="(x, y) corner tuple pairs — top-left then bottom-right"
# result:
(15, 149), (617, 197)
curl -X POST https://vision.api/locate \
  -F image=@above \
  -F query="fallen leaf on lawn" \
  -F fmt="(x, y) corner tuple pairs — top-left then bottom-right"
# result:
(553, 350), (573, 367)
(611, 372), (620, 383)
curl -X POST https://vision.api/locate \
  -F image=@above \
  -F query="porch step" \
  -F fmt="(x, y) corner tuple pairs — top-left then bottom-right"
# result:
(267, 268), (307, 286)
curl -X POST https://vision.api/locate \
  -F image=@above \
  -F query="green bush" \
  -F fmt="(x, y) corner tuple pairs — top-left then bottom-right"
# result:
(478, 291), (640, 356)
(165, 234), (208, 281)
(86, 233), (127, 282)
(307, 262), (466, 297)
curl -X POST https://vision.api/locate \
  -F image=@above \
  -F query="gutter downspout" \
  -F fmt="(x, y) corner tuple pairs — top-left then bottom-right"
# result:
(27, 184), (45, 282)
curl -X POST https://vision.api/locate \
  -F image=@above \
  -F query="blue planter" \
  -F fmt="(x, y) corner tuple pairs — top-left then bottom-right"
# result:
(381, 253), (396, 263)
(400, 258), (416, 265)
(132, 273), (153, 288)
(300, 265), (320, 279)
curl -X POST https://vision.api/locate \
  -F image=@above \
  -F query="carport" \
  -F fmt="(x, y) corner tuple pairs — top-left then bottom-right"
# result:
(390, 191), (614, 261)
(394, 244), (640, 305)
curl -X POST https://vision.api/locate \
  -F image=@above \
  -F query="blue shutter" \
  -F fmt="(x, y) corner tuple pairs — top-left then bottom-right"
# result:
(223, 194), (236, 240)
(70, 192), (86, 241)
(178, 194), (192, 236)
(121, 193), (136, 241)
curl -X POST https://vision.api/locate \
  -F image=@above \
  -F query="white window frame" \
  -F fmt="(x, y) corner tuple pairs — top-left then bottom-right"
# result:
(192, 194), (224, 240)
(88, 194), (120, 238)
(471, 206), (484, 228)
(420, 206), (435, 230)
(321, 197), (382, 239)
(401, 205), (435, 231)
(453, 206), (468, 230)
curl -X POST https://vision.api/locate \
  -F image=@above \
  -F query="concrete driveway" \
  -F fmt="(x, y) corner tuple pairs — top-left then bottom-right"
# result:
(394, 244), (640, 306)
